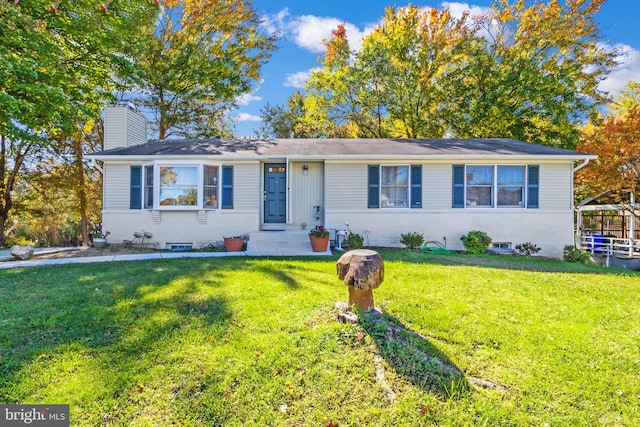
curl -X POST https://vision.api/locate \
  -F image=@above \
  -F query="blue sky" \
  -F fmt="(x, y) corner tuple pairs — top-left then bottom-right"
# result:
(232, 0), (640, 136)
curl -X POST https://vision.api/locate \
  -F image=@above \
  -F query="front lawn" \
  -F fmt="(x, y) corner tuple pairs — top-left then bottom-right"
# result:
(1, 252), (638, 426)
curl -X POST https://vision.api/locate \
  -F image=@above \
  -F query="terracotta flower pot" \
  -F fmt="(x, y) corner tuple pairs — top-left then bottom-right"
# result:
(309, 235), (329, 252)
(224, 237), (244, 252)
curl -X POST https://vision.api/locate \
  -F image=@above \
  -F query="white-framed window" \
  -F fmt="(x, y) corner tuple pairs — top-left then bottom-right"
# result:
(453, 164), (537, 209)
(466, 165), (493, 207)
(497, 166), (525, 207)
(368, 164), (422, 209)
(159, 166), (198, 206)
(134, 163), (227, 210)
(381, 165), (409, 208)
(203, 165), (219, 208)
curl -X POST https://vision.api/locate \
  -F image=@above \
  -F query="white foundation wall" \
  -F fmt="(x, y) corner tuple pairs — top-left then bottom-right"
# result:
(101, 209), (259, 249)
(324, 209), (573, 258)
(324, 161), (575, 258)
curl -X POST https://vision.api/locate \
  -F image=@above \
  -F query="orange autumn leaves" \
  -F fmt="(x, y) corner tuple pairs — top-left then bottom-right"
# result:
(576, 82), (640, 202)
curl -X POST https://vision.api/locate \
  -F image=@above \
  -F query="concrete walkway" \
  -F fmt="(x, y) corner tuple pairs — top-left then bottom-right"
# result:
(0, 243), (332, 270)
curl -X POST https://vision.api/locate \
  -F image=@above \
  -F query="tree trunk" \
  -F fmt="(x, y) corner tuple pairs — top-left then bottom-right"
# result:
(0, 135), (33, 246)
(71, 133), (90, 245)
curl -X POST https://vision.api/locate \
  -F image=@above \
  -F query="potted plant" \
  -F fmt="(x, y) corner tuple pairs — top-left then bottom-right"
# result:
(92, 231), (111, 248)
(224, 236), (244, 252)
(309, 226), (330, 252)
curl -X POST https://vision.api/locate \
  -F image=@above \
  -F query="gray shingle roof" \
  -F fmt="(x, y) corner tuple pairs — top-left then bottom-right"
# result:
(91, 137), (590, 159)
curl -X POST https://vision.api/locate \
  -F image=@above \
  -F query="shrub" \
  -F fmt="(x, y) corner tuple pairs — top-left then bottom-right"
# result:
(346, 233), (364, 249)
(563, 245), (591, 263)
(400, 232), (424, 249)
(515, 242), (541, 256)
(460, 231), (492, 254)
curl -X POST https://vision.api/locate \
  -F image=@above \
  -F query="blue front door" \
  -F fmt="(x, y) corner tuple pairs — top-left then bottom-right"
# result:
(264, 164), (286, 223)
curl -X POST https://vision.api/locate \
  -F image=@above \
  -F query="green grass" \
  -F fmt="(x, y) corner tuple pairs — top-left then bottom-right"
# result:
(1, 251), (639, 426)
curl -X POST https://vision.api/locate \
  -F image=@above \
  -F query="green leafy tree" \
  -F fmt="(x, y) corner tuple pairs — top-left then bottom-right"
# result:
(15, 125), (103, 246)
(298, 24), (356, 138)
(356, 5), (474, 138)
(131, 0), (278, 140)
(271, 1), (616, 147)
(258, 92), (307, 138)
(449, 0), (617, 148)
(0, 0), (158, 246)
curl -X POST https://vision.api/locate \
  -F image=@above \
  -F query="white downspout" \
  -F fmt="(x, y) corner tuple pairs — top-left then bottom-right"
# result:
(91, 158), (104, 174)
(573, 158), (590, 173)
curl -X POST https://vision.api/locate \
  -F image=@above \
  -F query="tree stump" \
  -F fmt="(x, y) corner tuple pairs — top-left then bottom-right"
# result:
(336, 249), (384, 312)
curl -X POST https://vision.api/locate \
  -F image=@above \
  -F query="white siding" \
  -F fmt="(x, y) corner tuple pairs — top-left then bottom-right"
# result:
(104, 105), (147, 150)
(325, 162), (367, 210)
(101, 157), (576, 258)
(232, 162), (260, 211)
(103, 164), (132, 210)
(424, 164), (451, 209)
(290, 161), (324, 226)
(540, 163), (573, 210)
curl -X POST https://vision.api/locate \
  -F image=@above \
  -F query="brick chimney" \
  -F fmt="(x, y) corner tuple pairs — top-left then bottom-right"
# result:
(103, 102), (147, 150)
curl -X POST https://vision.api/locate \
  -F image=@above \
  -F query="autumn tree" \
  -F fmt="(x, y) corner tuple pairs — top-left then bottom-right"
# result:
(451, 0), (617, 149)
(131, 0), (278, 140)
(355, 6), (474, 138)
(576, 81), (640, 204)
(266, 1), (616, 145)
(14, 126), (103, 246)
(0, 0), (158, 246)
(300, 24), (358, 138)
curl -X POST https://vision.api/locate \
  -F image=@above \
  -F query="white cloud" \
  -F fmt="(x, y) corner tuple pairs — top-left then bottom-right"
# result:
(441, 2), (490, 20)
(289, 15), (375, 53)
(236, 93), (262, 106)
(264, 3), (495, 56)
(236, 112), (262, 122)
(599, 43), (640, 97)
(261, 8), (290, 35)
(264, 9), (376, 54)
(283, 69), (317, 88)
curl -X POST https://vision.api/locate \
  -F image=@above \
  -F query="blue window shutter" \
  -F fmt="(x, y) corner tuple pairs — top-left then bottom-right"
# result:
(221, 166), (234, 209)
(527, 165), (539, 208)
(368, 165), (380, 208)
(411, 165), (422, 208)
(452, 165), (465, 208)
(130, 166), (142, 209)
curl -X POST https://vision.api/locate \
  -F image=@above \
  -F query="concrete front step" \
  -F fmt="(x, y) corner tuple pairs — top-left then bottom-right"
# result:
(246, 230), (332, 256)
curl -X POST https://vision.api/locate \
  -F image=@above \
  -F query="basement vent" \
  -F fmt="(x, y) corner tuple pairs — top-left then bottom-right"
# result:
(487, 242), (516, 255)
(166, 243), (193, 251)
(491, 242), (511, 249)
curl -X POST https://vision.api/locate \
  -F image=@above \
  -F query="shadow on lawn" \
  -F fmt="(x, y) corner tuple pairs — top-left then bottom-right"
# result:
(0, 260), (233, 406)
(360, 310), (470, 400)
